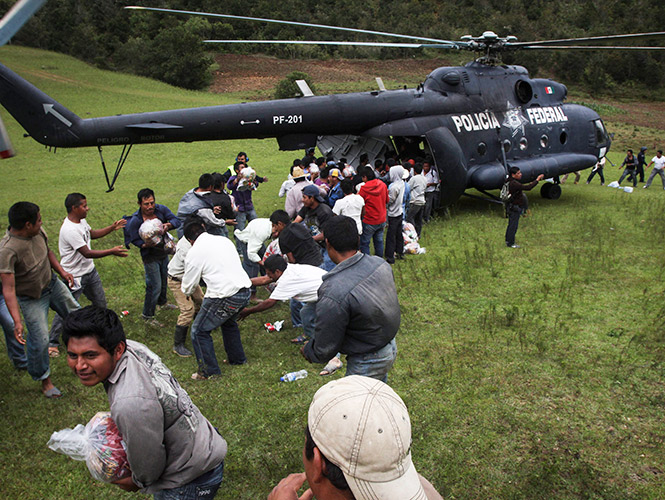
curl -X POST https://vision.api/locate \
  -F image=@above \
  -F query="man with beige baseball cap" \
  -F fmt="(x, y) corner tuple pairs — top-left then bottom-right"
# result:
(268, 375), (443, 500)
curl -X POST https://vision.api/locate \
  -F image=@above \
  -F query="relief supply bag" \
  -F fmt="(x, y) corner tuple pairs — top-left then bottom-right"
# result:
(47, 411), (131, 483)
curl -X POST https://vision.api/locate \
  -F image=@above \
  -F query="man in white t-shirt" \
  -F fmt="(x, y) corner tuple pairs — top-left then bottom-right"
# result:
(332, 179), (365, 235)
(48, 193), (128, 355)
(644, 150), (665, 189)
(239, 254), (343, 375)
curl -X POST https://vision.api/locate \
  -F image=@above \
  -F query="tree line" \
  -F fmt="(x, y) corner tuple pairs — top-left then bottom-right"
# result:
(1, 0), (663, 93)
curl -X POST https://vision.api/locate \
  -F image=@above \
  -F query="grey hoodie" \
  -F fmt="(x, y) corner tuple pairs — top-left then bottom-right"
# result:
(387, 165), (405, 217)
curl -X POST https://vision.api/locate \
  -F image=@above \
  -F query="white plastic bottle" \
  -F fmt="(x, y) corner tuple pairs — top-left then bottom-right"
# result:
(280, 369), (308, 382)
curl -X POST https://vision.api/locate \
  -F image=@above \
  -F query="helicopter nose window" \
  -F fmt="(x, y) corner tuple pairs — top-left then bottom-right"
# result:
(477, 142), (487, 156)
(559, 131), (568, 145)
(515, 80), (533, 104)
(502, 140), (512, 153)
(594, 119), (609, 144)
(540, 135), (549, 148)
(519, 138), (528, 151)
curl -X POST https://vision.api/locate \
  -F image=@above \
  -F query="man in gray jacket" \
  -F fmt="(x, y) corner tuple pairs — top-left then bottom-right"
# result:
(302, 216), (400, 383)
(63, 306), (226, 498)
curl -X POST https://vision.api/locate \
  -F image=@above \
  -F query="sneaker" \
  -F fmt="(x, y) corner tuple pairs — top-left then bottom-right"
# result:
(159, 303), (178, 311)
(173, 344), (193, 357)
(509, 244), (521, 249)
(191, 372), (219, 381)
(142, 315), (165, 328)
(643, 185), (648, 189)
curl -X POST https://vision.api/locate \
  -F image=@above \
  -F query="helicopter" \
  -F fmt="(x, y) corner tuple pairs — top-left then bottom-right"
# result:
(0, 4), (664, 203)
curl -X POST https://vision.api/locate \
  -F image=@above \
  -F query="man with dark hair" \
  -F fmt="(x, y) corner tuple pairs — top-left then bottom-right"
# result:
(182, 224), (251, 379)
(295, 184), (336, 270)
(302, 216), (399, 382)
(124, 188), (181, 327)
(505, 167), (544, 248)
(0, 202), (79, 397)
(63, 306), (227, 498)
(270, 210), (322, 267)
(422, 159), (440, 222)
(644, 150), (665, 189)
(47, 192), (127, 357)
(176, 174), (228, 238)
(358, 166), (388, 256)
(618, 149), (639, 187)
(268, 376), (443, 500)
(204, 172), (236, 237)
(637, 146), (648, 183)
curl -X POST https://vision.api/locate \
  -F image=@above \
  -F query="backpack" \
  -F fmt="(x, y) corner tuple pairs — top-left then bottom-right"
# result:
(500, 181), (512, 204)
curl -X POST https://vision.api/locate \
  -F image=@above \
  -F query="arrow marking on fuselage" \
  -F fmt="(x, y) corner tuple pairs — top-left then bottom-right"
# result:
(240, 119), (260, 125)
(43, 104), (71, 127)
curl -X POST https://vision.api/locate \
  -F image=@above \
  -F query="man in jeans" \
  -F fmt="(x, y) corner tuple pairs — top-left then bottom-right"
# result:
(358, 166), (388, 256)
(0, 202), (79, 397)
(124, 188), (181, 327)
(48, 192), (128, 356)
(302, 216), (400, 383)
(182, 223), (251, 380)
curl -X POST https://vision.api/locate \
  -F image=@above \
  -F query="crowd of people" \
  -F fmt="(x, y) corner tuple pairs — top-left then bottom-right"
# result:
(0, 148), (446, 499)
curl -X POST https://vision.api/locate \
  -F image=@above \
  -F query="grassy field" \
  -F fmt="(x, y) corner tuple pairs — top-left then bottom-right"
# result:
(0, 46), (664, 500)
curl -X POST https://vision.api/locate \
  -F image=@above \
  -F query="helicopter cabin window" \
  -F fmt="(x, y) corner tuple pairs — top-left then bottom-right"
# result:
(502, 140), (512, 153)
(540, 135), (549, 148)
(519, 138), (528, 151)
(477, 142), (487, 156)
(559, 130), (568, 145)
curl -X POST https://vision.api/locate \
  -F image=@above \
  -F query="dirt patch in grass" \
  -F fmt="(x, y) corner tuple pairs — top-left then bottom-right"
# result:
(210, 53), (451, 93)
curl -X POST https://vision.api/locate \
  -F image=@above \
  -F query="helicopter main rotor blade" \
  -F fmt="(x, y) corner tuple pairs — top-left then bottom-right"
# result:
(519, 45), (665, 50)
(511, 31), (665, 47)
(204, 39), (453, 49)
(125, 6), (463, 47)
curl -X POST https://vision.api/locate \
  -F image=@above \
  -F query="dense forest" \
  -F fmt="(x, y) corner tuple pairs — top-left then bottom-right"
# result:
(2, 0), (664, 92)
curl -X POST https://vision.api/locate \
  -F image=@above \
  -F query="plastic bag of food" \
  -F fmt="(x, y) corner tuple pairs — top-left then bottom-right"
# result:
(47, 412), (131, 483)
(138, 218), (164, 246)
(238, 166), (257, 191)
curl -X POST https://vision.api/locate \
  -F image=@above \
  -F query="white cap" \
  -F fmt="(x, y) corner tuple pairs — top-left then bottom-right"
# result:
(308, 376), (426, 500)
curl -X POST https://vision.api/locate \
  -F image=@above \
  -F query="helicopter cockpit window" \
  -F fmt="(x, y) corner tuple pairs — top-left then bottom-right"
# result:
(519, 138), (528, 151)
(594, 119), (609, 144)
(559, 131), (568, 145)
(540, 135), (549, 148)
(502, 140), (512, 153)
(515, 80), (533, 104)
(477, 142), (487, 156)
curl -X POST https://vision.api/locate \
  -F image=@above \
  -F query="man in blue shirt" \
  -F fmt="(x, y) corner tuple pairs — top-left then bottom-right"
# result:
(124, 188), (181, 327)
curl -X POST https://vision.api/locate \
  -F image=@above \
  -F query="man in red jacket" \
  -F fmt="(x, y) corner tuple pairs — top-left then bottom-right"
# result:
(358, 166), (388, 256)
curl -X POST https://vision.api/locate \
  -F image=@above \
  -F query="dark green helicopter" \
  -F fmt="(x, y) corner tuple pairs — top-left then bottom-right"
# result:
(0, 4), (663, 200)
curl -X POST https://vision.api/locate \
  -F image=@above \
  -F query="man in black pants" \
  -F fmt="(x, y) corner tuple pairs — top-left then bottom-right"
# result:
(505, 167), (544, 249)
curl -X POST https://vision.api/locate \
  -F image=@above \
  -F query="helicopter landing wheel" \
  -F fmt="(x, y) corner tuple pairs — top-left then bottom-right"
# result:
(541, 183), (561, 200)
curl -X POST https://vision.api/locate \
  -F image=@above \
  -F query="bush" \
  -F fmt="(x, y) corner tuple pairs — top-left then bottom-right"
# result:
(274, 71), (316, 99)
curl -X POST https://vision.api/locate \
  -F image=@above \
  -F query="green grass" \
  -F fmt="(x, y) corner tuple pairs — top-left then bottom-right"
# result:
(0, 46), (664, 499)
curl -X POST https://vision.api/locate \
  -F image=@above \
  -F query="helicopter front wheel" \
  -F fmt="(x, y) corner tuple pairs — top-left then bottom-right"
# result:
(540, 182), (562, 200)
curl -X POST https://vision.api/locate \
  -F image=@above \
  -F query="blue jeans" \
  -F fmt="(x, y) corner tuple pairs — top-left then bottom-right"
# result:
(49, 268), (107, 347)
(0, 293), (27, 369)
(505, 204), (521, 246)
(300, 302), (316, 339)
(234, 208), (257, 258)
(360, 221), (385, 256)
(153, 461), (224, 500)
(290, 298), (303, 328)
(345, 338), (397, 383)
(320, 247), (336, 272)
(16, 274), (80, 380)
(143, 256), (169, 318)
(191, 289), (251, 376)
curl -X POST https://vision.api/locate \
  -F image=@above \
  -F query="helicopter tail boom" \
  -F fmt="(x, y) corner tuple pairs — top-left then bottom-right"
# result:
(0, 62), (82, 146)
